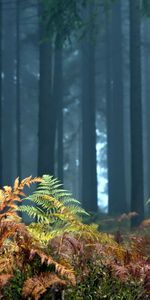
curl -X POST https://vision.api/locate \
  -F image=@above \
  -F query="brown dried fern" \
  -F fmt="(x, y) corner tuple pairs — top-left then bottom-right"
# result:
(22, 272), (66, 300)
(0, 176), (42, 222)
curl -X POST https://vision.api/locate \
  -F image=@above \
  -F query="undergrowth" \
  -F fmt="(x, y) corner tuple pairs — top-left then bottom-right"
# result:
(0, 175), (149, 299)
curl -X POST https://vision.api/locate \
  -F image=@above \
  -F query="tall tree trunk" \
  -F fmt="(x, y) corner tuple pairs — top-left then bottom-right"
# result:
(105, 11), (112, 213)
(81, 3), (97, 212)
(38, 2), (53, 176)
(2, 0), (16, 185)
(16, 0), (21, 179)
(129, 0), (144, 227)
(143, 19), (150, 213)
(0, 0), (2, 187)
(107, 1), (127, 215)
(54, 39), (63, 182)
(38, 4), (64, 178)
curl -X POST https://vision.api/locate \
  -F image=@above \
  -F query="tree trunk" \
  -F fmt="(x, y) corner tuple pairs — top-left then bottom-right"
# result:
(129, 0), (144, 227)
(0, 3), (3, 187)
(38, 2), (53, 176)
(143, 18), (150, 213)
(0, 0), (2, 187)
(54, 39), (63, 182)
(2, 0), (16, 185)
(81, 3), (97, 212)
(16, 0), (21, 179)
(107, 1), (127, 215)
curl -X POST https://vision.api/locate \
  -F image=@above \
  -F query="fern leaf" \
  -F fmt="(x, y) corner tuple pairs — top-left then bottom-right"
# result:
(0, 274), (13, 287)
(22, 273), (66, 300)
(17, 205), (50, 223)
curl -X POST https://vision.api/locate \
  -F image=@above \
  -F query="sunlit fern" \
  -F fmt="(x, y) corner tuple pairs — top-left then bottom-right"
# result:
(17, 175), (92, 243)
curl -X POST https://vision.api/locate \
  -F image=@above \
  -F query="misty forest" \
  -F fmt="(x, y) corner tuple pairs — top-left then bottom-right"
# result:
(0, 0), (150, 299)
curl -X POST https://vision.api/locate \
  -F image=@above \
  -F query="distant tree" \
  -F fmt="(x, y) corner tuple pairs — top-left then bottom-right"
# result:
(54, 39), (63, 182)
(106, 1), (128, 215)
(81, 2), (97, 212)
(38, 0), (65, 178)
(0, 0), (2, 187)
(16, 0), (21, 179)
(129, 0), (144, 227)
(143, 18), (150, 213)
(38, 0), (87, 178)
(62, 42), (81, 199)
(38, 2), (53, 176)
(2, 0), (16, 185)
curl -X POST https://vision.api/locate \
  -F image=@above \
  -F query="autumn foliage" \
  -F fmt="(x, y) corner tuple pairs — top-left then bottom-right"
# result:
(0, 176), (149, 299)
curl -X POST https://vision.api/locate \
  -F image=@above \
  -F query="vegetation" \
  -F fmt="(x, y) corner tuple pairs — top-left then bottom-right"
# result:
(0, 175), (149, 299)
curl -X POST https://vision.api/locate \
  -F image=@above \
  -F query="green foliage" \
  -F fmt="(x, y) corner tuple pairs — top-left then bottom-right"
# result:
(18, 175), (91, 243)
(65, 262), (145, 300)
(2, 270), (25, 300)
(42, 0), (84, 44)
(41, 0), (117, 45)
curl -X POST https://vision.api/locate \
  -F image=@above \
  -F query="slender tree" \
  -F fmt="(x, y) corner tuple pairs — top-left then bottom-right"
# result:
(142, 18), (150, 213)
(16, 0), (21, 179)
(129, 0), (144, 227)
(81, 2), (97, 212)
(0, 0), (2, 187)
(54, 39), (63, 182)
(107, 1), (127, 215)
(38, 2), (53, 176)
(2, 0), (16, 185)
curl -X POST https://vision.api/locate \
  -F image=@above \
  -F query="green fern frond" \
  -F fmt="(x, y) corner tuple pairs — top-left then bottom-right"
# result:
(18, 205), (50, 223)
(16, 175), (92, 243)
(36, 175), (74, 199)
(62, 198), (81, 206)
(20, 175), (88, 219)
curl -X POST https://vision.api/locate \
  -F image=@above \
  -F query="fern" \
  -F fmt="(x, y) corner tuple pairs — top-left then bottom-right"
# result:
(0, 176), (76, 300)
(17, 175), (90, 243)
(32, 175), (87, 214)
(22, 273), (66, 299)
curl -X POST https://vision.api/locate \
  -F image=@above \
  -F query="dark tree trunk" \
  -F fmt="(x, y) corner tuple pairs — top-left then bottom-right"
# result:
(143, 19), (150, 213)
(0, 0), (2, 187)
(129, 0), (144, 227)
(105, 12), (112, 213)
(16, 0), (21, 179)
(81, 3), (97, 212)
(38, 5), (63, 178)
(54, 39), (63, 182)
(2, 0), (16, 185)
(107, 1), (127, 215)
(38, 3), (53, 176)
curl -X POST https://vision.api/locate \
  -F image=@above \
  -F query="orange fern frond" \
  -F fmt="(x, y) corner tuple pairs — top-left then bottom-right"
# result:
(0, 176), (42, 222)
(0, 255), (15, 274)
(30, 248), (76, 286)
(18, 176), (42, 190)
(0, 274), (13, 287)
(22, 272), (66, 300)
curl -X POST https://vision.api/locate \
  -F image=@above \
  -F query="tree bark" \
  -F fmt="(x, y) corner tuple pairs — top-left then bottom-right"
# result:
(143, 19), (150, 213)
(16, 0), (21, 179)
(107, 1), (127, 215)
(81, 3), (97, 212)
(2, 0), (16, 185)
(38, 2), (53, 176)
(0, 0), (2, 187)
(54, 38), (63, 182)
(129, 0), (144, 227)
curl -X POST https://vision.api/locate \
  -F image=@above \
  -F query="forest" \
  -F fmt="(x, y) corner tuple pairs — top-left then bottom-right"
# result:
(0, 0), (150, 299)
